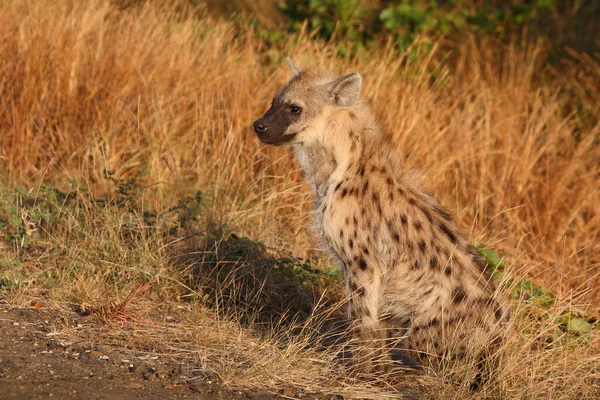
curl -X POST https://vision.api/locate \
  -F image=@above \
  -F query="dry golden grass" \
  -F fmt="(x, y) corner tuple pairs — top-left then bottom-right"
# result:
(1, 0), (599, 398)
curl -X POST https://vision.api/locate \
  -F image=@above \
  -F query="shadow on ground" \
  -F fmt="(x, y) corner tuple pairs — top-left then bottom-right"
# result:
(177, 225), (349, 343)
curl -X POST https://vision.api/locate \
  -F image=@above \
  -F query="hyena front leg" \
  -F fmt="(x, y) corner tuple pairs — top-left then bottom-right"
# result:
(347, 277), (391, 375)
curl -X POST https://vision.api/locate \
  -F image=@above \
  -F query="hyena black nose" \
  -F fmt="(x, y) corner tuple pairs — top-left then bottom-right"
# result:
(253, 120), (267, 133)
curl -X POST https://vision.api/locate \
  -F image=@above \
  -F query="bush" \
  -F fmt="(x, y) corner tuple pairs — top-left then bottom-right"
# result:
(279, 0), (590, 53)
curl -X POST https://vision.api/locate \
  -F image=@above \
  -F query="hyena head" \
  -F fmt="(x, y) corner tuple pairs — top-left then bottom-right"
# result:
(253, 58), (362, 146)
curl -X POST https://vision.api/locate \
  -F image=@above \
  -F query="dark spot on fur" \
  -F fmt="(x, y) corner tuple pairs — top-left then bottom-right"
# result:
(339, 230), (344, 239)
(357, 287), (365, 297)
(423, 209), (433, 223)
(439, 223), (457, 244)
(362, 180), (369, 196)
(359, 166), (365, 177)
(386, 219), (393, 229)
(358, 258), (368, 271)
(345, 216), (350, 225)
(372, 192), (379, 203)
(408, 198), (416, 206)
(407, 241), (413, 250)
(348, 281), (357, 291)
(444, 266), (452, 276)
(418, 240), (426, 253)
(400, 214), (408, 226)
(363, 247), (369, 255)
(393, 232), (400, 242)
(386, 177), (393, 186)
(349, 112), (357, 120)
(495, 308), (504, 321)
(414, 220), (422, 231)
(429, 257), (439, 270)
(424, 318), (439, 330)
(334, 182), (342, 192)
(434, 204), (453, 222)
(452, 286), (467, 304)
(341, 188), (348, 198)
(423, 286), (434, 296)
(412, 260), (421, 269)
(348, 239), (354, 249)
(389, 191), (394, 201)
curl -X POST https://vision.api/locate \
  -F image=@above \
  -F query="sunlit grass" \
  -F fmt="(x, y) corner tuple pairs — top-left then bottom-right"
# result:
(1, 0), (599, 398)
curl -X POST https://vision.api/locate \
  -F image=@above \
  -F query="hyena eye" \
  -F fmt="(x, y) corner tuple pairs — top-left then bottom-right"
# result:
(290, 106), (302, 115)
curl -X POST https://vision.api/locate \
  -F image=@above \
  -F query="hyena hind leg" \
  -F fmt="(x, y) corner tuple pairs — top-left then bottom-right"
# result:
(469, 335), (506, 391)
(384, 320), (423, 373)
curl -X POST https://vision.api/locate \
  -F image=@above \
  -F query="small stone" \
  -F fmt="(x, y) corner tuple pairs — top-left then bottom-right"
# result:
(189, 383), (203, 393)
(90, 351), (104, 359)
(128, 382), (144, 389)
(70, 345), (83, 353)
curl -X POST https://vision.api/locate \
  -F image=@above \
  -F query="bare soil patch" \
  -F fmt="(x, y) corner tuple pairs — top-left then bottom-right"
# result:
(0, 306), (280, 400)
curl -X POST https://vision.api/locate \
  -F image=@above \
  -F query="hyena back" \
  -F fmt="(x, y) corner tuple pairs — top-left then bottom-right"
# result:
(253, 58), (509, 376)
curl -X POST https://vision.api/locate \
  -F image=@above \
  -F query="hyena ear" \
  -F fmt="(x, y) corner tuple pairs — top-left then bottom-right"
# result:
(286, 57), (302, 78)
(326, 72), (362, 107)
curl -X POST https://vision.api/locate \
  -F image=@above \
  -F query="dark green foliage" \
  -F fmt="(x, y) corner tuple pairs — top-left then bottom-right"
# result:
(278, 0), (598, 55)
(280, 0), (373, 41)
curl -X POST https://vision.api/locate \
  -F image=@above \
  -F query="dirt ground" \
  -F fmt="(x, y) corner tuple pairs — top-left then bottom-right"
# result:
(0, 306), (282, 400)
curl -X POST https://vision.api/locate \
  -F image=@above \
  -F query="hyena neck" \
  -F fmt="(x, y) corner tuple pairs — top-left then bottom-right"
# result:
(293, 106), (383, 200)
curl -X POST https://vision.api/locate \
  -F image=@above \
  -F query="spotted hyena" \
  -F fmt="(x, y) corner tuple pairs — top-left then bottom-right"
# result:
(253, 58), (509, 378)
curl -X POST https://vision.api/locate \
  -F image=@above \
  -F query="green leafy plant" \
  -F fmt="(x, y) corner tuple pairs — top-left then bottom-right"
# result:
(473, 241), (597, 337)
(280, 0), (558, 52)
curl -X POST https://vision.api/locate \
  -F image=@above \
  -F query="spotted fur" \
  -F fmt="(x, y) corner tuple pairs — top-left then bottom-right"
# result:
(253, 58), (510, 376)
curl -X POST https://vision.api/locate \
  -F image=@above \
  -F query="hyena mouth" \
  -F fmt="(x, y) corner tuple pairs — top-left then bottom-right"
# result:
(256, 132), (298, 146)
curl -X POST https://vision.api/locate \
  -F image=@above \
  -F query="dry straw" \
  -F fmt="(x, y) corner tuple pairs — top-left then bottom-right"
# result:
(1, 0), (599, 398)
